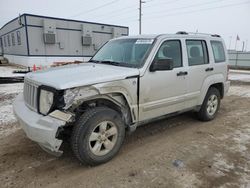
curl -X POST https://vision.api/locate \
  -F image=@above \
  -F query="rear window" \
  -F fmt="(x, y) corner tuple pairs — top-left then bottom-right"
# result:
(211, 41), (226, 63)
(186, 40), (209, 66)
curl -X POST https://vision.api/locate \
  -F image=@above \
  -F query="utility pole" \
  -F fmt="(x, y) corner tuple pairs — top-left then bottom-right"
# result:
(228, 36), (232, 50)
(139, 0), (145, 35)
(242, 41), (245, 52)
(246, 40), (248, 52)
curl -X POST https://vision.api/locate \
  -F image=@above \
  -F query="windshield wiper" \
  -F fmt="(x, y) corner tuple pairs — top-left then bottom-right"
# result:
(88, 59), (100, 63)
(99, 61), (121, 66)
(89, 60), (137, 68)
(89, 60), (121, 66)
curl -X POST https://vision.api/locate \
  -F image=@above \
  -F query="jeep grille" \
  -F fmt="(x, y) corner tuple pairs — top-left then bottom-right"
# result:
(23, 79), (39, 111)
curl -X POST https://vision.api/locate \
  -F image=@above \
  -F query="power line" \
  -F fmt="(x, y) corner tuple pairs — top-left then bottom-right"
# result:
(93, 5), (138, 21)
(143, 0), (182, 9)
(69, 0), (120, 18)
(109, 0), (249, 24)
(143, 1), (250, 20)
(144, 0), (229, 15)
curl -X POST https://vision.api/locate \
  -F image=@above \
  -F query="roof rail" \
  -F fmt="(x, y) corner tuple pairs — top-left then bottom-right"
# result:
(176, 31), (188, 35)
(176, 31), (221, 37)
(211, 34), (221, 37)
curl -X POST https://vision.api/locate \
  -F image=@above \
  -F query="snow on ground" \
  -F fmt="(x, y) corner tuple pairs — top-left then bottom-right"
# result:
(0, 66), (26, 77)
(0, 103), (16, 125)
(0, 65), (25, 123)
(229, 69), (250, 82)
(0, 83), (23, 137)
(229, 74), (250, 82)
(0, 83), (23, 125)
(228, 85), (250, 98)
(0, 83), (23, 94)
(227, 70), (250, 97)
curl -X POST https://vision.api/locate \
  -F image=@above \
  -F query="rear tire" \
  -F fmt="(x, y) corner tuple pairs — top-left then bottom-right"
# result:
(71, 107), (125, 166)
(197, 87), (221, 121)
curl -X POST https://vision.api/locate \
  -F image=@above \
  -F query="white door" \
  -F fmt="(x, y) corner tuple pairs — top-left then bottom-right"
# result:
(139, 40), (188, 122)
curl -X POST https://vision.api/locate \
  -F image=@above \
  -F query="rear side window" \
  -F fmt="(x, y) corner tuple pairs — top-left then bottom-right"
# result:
(211, 41), (225, 63)
(155, 40), (182, 68)
(186, 40), (209, 66)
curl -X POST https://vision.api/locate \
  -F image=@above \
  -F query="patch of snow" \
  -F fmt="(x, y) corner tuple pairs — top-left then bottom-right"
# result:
(239, 178), (250, 188)
(0, 83), (23, 95)
(230, 69), (250, 74)
(230, 125), (250, 154)
(0, 83), (22, 125)
(218, 123), (250, 156)
(227, 85), (250, 98)
(213, 153), (235, 173)
(0, 66), (26, 77)
(229, 73), (250, 82)
(0, 104), (16, 125)
(0, 123), (20, 138)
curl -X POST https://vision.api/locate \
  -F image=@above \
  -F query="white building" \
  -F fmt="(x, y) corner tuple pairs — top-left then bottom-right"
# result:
(0, 14), (129, 67)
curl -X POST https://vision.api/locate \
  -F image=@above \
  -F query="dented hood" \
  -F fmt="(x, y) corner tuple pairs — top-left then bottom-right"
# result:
(25, 63), (139, 90)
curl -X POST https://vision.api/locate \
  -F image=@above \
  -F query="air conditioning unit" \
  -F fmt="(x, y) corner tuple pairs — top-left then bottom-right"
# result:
(82, 25), (92, 46)
(43, 20), (56, 44)
(82, 36), (92, 46)
(43, 33), (56, 44)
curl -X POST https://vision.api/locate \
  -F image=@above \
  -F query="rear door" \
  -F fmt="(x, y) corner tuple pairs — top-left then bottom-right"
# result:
(185, 39), (213, 108)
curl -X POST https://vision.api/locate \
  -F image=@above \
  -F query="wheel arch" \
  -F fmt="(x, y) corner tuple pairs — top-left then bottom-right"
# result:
(198, 74), (225, 105)
(74, 93), (135, 128)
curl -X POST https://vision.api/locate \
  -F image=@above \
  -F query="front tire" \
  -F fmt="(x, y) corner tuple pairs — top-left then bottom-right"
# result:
(197, 87), (221, 121)
(71, 107), (125, 166)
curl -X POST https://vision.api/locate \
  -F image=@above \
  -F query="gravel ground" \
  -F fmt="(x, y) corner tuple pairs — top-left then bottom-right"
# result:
(0, 67), (250, 188)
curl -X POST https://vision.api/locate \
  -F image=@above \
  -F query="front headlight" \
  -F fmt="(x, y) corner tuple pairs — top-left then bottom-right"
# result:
(63, 88), (79, 109)
(39, 89), (54, 115)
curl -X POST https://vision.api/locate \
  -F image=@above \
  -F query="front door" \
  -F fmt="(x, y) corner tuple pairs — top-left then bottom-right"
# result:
(139, 39), (188, 122)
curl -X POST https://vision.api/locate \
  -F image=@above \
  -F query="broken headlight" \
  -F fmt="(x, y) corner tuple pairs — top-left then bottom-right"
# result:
(63, 88), (79, 109)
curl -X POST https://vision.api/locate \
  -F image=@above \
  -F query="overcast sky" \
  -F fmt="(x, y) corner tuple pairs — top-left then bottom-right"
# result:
(0, 0), (249, 51)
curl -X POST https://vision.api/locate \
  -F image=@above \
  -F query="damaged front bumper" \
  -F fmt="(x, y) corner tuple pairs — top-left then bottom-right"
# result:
(13, 93), (70, 156)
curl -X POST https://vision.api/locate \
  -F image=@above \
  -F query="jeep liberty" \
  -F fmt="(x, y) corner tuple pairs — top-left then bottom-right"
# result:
(14, 32), (230, 165)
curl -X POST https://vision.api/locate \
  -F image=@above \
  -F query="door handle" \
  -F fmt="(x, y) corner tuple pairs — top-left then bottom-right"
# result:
(205, 67), (214, 72)
(177, 71), (188, 76)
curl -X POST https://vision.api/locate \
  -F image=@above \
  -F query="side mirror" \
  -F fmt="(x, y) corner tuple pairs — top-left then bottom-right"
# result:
(150, 58), (174, 72)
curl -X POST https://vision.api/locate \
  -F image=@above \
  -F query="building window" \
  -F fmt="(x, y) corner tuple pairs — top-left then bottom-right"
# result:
(211, 41), (226, 63)
(11, 33), (15, 46)
(7, 35), (11, 46)
(4, 36), (7, 47)
(16, 31), (21, 45)
(186, 40), (209, 66)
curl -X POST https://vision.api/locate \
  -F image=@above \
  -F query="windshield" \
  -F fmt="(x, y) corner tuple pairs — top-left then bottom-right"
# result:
(90, 38), (155, 68)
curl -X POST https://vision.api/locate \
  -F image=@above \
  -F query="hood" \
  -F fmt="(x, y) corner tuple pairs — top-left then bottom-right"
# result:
(25, 63), (139, 90)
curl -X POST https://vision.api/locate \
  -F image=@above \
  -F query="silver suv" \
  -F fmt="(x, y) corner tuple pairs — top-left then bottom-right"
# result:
(14, 32), (230, 165)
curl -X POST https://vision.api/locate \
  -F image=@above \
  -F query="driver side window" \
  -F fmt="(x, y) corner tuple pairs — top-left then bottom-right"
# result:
(154, 40), (182, 68)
